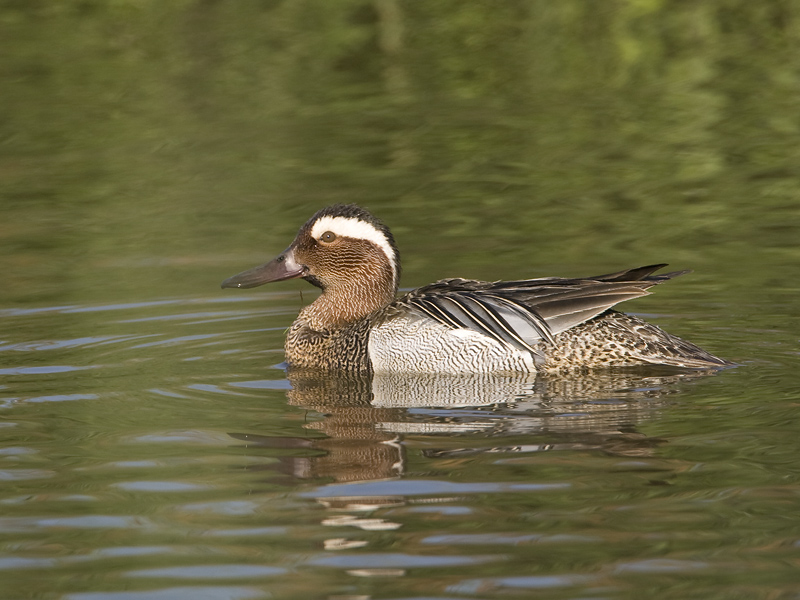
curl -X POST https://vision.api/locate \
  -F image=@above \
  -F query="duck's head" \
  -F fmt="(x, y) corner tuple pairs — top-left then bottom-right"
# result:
(222, 204), (400, 321)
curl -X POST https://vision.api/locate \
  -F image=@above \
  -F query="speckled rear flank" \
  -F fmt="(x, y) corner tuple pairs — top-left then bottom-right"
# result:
(540, 311), (730, 371)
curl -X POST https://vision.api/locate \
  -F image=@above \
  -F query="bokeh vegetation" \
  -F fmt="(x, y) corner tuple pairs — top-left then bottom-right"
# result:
(2, 0), (799, 304)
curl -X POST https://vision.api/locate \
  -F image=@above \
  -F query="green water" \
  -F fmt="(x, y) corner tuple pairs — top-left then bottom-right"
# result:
(2, 2), (800, 599)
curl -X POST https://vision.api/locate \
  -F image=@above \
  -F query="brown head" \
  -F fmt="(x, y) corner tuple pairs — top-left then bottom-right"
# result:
(222, 205), (401, 328)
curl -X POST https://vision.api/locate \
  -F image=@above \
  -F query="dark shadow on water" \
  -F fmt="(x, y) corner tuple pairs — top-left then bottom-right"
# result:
(230, 366), (728, 484)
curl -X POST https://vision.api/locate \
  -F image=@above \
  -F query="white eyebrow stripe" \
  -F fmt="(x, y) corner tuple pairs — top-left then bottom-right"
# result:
(310, 215), (398, 283)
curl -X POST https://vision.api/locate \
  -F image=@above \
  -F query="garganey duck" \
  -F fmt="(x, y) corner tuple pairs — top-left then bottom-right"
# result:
(222, 204), (729, 373)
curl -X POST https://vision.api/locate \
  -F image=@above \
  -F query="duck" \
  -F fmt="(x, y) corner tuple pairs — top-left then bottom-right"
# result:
(221, 204), (730, 374)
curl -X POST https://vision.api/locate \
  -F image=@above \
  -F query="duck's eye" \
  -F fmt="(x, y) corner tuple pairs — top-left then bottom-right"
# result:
(320, 231), (337, 243)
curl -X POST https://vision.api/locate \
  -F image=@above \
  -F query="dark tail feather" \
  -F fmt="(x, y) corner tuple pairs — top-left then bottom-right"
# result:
(589, 264), (690, 283)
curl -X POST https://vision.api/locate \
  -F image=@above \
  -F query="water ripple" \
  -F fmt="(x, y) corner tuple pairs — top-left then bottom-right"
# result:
(0, 365), (96, 375)
(0, 516), (155, 532)
(65, 587), (268, 600)
(111, 481), (213, 492)
(613, 558), (710, 573)
(304, 479), (571, 498)
(448, 574), (596, 593)
(125, 565), (287, 579)
(306, 552), (502, 568)
(0, 469), (54, 481)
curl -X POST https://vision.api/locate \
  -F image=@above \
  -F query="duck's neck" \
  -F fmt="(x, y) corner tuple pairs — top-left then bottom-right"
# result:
(300, 272), (397, 331)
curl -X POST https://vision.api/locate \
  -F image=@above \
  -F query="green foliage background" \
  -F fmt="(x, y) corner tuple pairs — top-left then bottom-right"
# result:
(2, 0), (799, 303)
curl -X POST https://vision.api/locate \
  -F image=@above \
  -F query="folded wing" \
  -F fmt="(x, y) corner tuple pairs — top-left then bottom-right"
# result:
(400, 264), (688, 356)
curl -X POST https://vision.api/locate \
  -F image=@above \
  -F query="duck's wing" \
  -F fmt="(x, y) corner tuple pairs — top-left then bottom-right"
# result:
(400, 265), (687, 353)
(409, 291), (555, 355)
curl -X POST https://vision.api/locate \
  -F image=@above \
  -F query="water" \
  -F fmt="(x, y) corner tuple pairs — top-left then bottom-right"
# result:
(1, 290), (797, 599)
(3, 2), (800, 599)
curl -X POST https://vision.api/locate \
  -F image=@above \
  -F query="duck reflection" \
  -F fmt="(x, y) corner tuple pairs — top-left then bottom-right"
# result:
(230, 367), (722, 484)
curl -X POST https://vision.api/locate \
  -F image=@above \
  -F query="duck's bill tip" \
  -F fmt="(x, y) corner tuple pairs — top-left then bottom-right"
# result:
(221, 253), (305, 289)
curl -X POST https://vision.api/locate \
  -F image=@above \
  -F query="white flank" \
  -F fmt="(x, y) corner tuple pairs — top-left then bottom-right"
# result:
(310, 215), (398, 282)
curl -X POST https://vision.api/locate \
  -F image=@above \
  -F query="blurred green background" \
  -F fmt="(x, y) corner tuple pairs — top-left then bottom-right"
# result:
(2, 0), (799, 308)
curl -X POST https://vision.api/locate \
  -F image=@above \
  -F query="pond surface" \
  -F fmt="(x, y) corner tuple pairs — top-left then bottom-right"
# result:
(3, 2), (800, 599)
(0, 289), (796, 600)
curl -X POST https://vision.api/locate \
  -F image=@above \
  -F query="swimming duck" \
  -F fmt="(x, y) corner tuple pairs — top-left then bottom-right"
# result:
(222, 204), (729, 373)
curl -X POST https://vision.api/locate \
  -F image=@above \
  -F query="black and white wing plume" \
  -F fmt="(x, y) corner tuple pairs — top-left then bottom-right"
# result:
(401, 264), (687, 355)
(410, 291), (555, 355)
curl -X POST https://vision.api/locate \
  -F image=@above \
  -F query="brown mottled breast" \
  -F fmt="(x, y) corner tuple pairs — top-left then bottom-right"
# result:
(285, 316), (373, 372)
